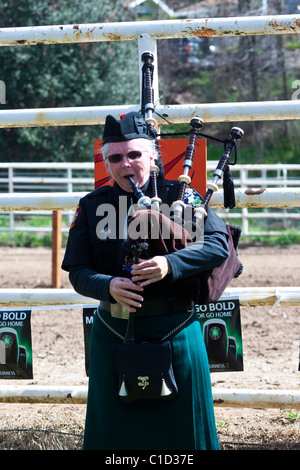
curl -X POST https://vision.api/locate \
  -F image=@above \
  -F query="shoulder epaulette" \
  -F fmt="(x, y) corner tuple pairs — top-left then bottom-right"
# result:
(86, 185), (113, 198)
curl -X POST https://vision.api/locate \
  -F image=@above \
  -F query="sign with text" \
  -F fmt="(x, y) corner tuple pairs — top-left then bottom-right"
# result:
(83, 299), (243, 377)
(0, 309), (33, 379)
(196, 297), (243, 372)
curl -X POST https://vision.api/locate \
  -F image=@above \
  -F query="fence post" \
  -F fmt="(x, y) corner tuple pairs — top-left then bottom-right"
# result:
(51, 210), (62, 288)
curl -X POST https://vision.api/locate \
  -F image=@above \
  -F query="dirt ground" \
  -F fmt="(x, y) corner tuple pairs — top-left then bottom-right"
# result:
(0, 244), (299, 450)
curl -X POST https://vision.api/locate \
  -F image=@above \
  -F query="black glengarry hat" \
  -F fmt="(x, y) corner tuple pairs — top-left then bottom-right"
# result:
(103, 112), (152, 144)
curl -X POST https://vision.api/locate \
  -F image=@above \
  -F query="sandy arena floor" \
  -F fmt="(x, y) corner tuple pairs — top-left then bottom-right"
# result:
(0, 244), (299, 450)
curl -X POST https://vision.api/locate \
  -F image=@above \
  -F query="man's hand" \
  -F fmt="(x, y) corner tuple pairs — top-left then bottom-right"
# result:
(131, 256), (172, 287)
(109, 277), (144, 312)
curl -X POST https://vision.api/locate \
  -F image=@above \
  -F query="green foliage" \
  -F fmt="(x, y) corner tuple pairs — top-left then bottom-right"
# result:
(0, 214), (69, 246)
(282, 410), (300, 420)
(181, 71), (213, 94)
(285, 41), (300, 50)
(246, 229), (300, 246)
(0, 0), (139, 162)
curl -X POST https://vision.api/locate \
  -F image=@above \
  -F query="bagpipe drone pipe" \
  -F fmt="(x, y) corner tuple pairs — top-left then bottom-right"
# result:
(125, 120), (243, 306)
(124, 52), (244, 307)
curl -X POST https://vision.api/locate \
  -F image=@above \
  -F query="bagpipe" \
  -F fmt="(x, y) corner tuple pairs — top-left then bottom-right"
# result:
(125, 51), (244, 312)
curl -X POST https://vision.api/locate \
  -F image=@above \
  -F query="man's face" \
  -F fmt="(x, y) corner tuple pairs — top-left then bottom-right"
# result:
(104, 138), (155, 192)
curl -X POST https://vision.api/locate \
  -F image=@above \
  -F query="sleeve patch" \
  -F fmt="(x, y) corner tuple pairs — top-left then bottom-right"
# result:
(69, 204), (81, 230)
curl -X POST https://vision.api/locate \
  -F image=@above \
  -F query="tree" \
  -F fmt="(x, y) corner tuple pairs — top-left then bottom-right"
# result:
(0, 0), (140, 162)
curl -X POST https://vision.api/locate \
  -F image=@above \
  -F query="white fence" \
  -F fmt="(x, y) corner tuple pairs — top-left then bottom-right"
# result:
(1, 162), (300, 236)
(0, 15), (300, 406)
(0, 162), (94, 236)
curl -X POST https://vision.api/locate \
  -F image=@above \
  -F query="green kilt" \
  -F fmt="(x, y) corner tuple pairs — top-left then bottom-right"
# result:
(83, 307), (220, 450)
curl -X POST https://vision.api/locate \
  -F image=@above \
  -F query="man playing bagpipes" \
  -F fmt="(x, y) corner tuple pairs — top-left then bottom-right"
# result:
(62, 110), (241, 450)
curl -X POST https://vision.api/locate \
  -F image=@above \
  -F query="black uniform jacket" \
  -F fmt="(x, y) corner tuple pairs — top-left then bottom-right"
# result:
(62, 178), (229, 304)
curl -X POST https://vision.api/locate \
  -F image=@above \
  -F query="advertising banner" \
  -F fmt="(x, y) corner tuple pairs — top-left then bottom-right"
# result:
(83, 299), (243, 376)
(0, 309), (33, 379)
(196, 297), (243, 372)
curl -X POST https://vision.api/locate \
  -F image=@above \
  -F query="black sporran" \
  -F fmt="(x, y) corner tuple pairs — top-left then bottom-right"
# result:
(115, 341), (178, 403)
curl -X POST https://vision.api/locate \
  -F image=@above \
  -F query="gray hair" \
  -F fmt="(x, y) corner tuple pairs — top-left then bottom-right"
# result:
(102, 139), (158, 160)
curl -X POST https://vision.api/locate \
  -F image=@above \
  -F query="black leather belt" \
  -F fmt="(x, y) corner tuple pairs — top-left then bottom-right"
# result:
(99, 298), (194, 320)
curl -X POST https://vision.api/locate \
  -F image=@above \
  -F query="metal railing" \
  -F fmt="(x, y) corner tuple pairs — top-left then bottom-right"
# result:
(1, 162), (300, 236)
(1, 16), (300, 128)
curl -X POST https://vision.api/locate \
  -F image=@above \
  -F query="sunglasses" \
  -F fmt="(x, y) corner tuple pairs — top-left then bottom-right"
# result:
(106, 150), (143, 164)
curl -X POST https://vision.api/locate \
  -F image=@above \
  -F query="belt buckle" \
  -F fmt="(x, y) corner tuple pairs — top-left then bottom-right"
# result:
(110, 303), (130, 320)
